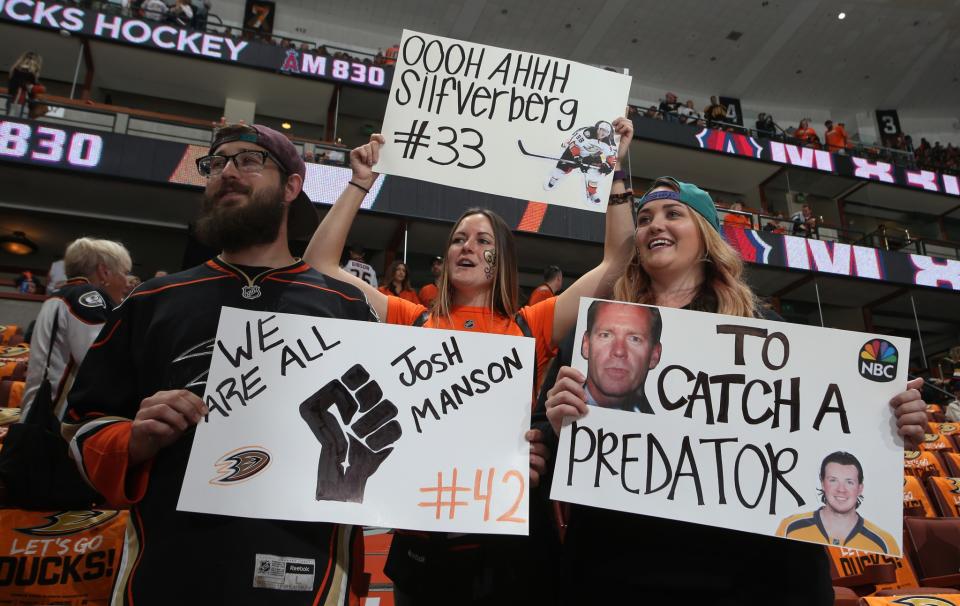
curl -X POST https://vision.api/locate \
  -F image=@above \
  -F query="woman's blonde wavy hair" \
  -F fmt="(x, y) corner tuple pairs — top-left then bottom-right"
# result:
(613, 191), (757, 318)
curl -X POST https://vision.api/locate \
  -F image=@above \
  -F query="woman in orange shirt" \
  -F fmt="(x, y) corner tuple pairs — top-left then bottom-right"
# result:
(305, 118), (635, 605)
(377, 260), (420, 303)
(794, 119), (821, 148)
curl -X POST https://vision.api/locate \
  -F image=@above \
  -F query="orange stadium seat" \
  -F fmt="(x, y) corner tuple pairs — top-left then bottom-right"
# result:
(927, 477), (960, 517)
(944, 452), (960, 476)
(904, 450), (947, 481)
(904, 475), (937, 517)
(921, 432), (956, 452)
(902, 517), (960, 589)
(0, 325), (20, 345)
(926, 404), (946, 423)
(832, 585), (860, 606)
(863, 592), (960, 604)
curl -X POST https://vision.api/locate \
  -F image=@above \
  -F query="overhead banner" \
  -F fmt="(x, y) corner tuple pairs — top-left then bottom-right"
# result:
(634, 115), (960, 200)
(0, 1), (389, 90)
(551, 298), (908, 556)
(376, 30), (632, 212)
(178, 307), (535, 535)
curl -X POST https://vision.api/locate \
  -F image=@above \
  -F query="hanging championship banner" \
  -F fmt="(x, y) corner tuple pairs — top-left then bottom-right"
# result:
(375, 30), (632, 212)
(551, 298), (909, 556)
(178, 307), (534, 535)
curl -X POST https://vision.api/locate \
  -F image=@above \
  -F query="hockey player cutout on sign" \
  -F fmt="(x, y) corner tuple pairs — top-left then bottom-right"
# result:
(551, 298), (908, 556)
(541, 121), (617, 205)
(376, 30), (631, 212)
(178, 307), (535, 534)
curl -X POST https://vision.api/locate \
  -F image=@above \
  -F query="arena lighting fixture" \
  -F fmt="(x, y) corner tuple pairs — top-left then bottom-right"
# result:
(838, 11), (846, 19)
(0, 231), (37, 255)
(281, 122), (292, 130)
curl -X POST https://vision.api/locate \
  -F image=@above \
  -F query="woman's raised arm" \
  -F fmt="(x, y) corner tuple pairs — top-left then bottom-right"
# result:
(303, 134), (389, 319)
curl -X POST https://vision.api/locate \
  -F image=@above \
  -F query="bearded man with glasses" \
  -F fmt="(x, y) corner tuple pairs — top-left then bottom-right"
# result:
(62, 124), (376, 606)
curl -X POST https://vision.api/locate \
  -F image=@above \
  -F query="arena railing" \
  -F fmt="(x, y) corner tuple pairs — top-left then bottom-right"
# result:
(715, 209), (960, 260)
(0, 92), (351, 165)
(628, 105), (944, 176)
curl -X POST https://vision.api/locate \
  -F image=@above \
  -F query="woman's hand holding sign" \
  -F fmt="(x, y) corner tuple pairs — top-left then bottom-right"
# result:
(350, 133), (385, 190)
(891, 377), (926, 450)
(544, 365), (588, 437)
(612, 116), (633, 163)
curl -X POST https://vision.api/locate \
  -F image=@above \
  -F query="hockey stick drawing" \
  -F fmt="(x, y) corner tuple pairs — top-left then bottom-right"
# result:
(516, 140), (580, 166)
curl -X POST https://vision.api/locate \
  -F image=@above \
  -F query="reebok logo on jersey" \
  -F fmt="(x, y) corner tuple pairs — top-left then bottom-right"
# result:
(211, 448), (272, 484)
(15, 510), (119, 536)
(285, 563), (315, 574)
(79, 291), (106, 309)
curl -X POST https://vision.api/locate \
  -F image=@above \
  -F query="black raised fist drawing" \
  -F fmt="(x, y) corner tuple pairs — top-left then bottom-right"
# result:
(299, 364), (402, 503)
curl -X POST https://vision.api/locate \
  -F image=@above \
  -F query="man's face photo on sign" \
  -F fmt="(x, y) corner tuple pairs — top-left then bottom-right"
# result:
(776, 451), (900, 556)
(821, 458), (864, 516)
(580, 301), (662, 413)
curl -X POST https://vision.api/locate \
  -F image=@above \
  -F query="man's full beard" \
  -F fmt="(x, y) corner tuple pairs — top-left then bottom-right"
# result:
(194, 180), (286, 252)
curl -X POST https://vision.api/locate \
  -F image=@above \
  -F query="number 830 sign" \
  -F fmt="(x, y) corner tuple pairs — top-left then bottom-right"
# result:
(0, 121), (104, 168)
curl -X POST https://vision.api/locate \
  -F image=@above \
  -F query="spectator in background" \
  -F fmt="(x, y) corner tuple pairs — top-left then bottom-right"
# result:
(527, 265), (563, 306)
(794, 119), (821, 148)
(659, 92), (681, 122)
(341, 243), (378, 287)
(379, 261), (419, 303)
(644, 105), (661, 120)
(20, 237), (131, 424)
(141, 0), (168, 20)
(824, 120), (849, 153)
(418, 256), (442, 307)
(47, 259), (67, 294)
(763, 211), (787, 234)
(384, 44), (399, 65)
(303, 151), (316, 163)
(168, 0), (193, 26)
(125, 274), (142, 298)
(677, 100), (702, 126)
(14, 271), (38, 294)
(723, 201), (752, 229)
(792, 204), (818, 237)
(704, 96), (727, 128)
(7, 51), (42, 118)
(755, 113), (776, 139)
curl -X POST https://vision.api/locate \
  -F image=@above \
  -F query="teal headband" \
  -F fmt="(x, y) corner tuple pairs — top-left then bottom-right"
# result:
(636, 177), (721, 232)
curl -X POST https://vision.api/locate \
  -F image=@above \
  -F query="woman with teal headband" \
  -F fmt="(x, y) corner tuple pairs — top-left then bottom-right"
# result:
(542, 176), (928, 604)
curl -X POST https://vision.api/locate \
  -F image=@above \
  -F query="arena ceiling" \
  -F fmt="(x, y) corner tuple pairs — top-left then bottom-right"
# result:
(274, 0), (960, 112)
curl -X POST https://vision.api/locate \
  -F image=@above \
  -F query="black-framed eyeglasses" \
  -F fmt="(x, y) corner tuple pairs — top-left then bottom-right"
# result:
(196, 150), (276, 177)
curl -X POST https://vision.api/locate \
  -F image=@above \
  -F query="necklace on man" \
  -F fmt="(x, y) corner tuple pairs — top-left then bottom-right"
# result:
(218, 258), (299, 300)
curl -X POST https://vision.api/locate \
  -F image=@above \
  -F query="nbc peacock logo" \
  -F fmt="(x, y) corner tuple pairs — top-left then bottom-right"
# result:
(858, 339), (899, 382)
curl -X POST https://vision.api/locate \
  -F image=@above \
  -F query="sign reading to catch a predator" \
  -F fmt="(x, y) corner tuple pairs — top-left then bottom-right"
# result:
(375, 30), (632, 211)
(178, 307), (535, 535)
(551, 299), (909, 556)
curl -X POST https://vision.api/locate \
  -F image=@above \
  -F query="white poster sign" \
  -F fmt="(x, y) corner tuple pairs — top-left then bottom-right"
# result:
(551, 299), (908, 556)
(376, 30), (632, 211)
(179, 307), (535, 535)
